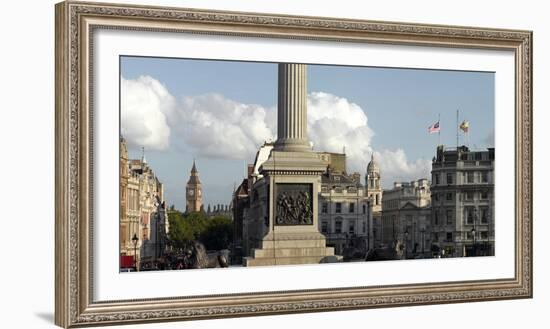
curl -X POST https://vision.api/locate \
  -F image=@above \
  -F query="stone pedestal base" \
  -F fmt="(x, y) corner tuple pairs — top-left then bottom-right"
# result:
(243, 232), (342, 266)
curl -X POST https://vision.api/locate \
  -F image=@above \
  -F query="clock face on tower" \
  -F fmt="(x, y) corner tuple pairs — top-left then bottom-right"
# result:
(188, 189), (194, 196)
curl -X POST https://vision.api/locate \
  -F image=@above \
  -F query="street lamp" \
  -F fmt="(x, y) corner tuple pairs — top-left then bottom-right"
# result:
(132, 233), (139, 271)
(404, 229), (409, 259)
(420, 228), (425, 257)
(471, 227), (476, 257)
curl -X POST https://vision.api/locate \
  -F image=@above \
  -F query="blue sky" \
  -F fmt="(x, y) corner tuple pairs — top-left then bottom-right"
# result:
(121, 56), (494, 211)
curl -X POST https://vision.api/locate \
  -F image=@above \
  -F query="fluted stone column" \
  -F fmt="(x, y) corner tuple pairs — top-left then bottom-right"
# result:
(243, 63), (342, 266)
(274, 63), (310, 152)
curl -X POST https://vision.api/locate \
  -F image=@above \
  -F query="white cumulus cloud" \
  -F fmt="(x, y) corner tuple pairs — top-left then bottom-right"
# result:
(307, 92), (430, 187)
(121, 76), (174, 150)
(307, 91), (374, 173)
(121, 76), (432, 187)
(171, 93), (275, 160)
(373, 149), (432, 187)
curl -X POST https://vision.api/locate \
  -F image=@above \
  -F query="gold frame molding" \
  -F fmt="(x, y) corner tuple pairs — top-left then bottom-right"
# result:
(55, 1), (533, 327)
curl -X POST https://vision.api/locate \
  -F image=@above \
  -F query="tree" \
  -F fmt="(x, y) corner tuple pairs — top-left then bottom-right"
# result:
(168, 211), (207, 249)
(185, 211), (209, 235)
(167, 211), (191, 249)
(168, 211), (233, 251)
(199, 215), (233, 251)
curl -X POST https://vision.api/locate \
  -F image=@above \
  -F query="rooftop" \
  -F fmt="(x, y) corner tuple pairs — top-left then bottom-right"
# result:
(434, 145), (494, 163)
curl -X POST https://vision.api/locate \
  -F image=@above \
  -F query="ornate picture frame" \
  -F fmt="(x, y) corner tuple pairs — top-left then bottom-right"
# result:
(55, 1), (532, 327)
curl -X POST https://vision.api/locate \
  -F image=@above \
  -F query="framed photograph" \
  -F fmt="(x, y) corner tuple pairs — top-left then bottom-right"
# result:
(55, 1), (532, 327)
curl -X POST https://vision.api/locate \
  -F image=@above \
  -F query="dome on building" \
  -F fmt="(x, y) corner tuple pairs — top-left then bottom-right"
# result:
(367, 154), (379, 173)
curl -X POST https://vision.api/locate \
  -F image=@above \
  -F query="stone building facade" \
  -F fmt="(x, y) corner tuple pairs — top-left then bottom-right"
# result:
(318, 166), (372, 257)
(230, 164), (255, 264)
(381, 179), (432, 258)
(119, 138), (168, 270)
(430, 145), (495, 257)
(119, 137), (138, 267)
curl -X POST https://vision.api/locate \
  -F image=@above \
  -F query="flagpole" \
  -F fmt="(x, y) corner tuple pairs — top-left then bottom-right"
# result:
(438, 113), (441, 146)
(456, 109), (459, 149)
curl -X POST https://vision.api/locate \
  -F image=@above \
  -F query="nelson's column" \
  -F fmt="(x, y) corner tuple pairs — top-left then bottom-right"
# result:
(243, 63), (340, 266)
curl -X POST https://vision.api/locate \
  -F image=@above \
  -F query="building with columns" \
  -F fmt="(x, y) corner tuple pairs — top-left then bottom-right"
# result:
(119, 137), (140, 268)
(185, 160), (203, 213)
(430, 145), (495, 257)
(381, 179), (432, 258)
(119, 138), (167, 270)
(318, 163), (372, 257)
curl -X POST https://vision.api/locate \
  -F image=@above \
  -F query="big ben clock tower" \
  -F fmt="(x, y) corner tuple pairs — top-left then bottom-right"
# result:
(185, 160), (202, 213)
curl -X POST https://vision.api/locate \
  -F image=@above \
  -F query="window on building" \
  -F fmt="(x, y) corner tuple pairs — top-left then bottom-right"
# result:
(434, 193), (439, 201)
(467, 171), (474, 183)
(321, 202), (328, 213)
(433, 232), (439, 242)
(481, 231), (488, 239)
(481, 208), (489, 223)
(349, 202), (355, 213)
(481, 171), (489, 183)
(362, 204), (366, 214)
(446, 210), (453, 225)
(362, 221), (366, 233)
(434, 211), (439, 225)
(335, 220), (342, 234)
(481, 190), (488, 199)
(375, 194), (380, 205)
(335, 202), (342, 213)
(466, 191), (474, 200)
(467, 208), (474, 224)
(475, 152), (482, 160)
(446, 193), (453, 201)
(321, 221), (328, 233)
(446, 232), (453, 242)
(434, 173), (440, 185)
(349, 222), (355, 234)
(446, 173), (453, 185)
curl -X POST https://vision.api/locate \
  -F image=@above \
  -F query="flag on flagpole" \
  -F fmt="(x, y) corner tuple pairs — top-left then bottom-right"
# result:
(459, 120), (469, 133)
(428, 121), (440, 134)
